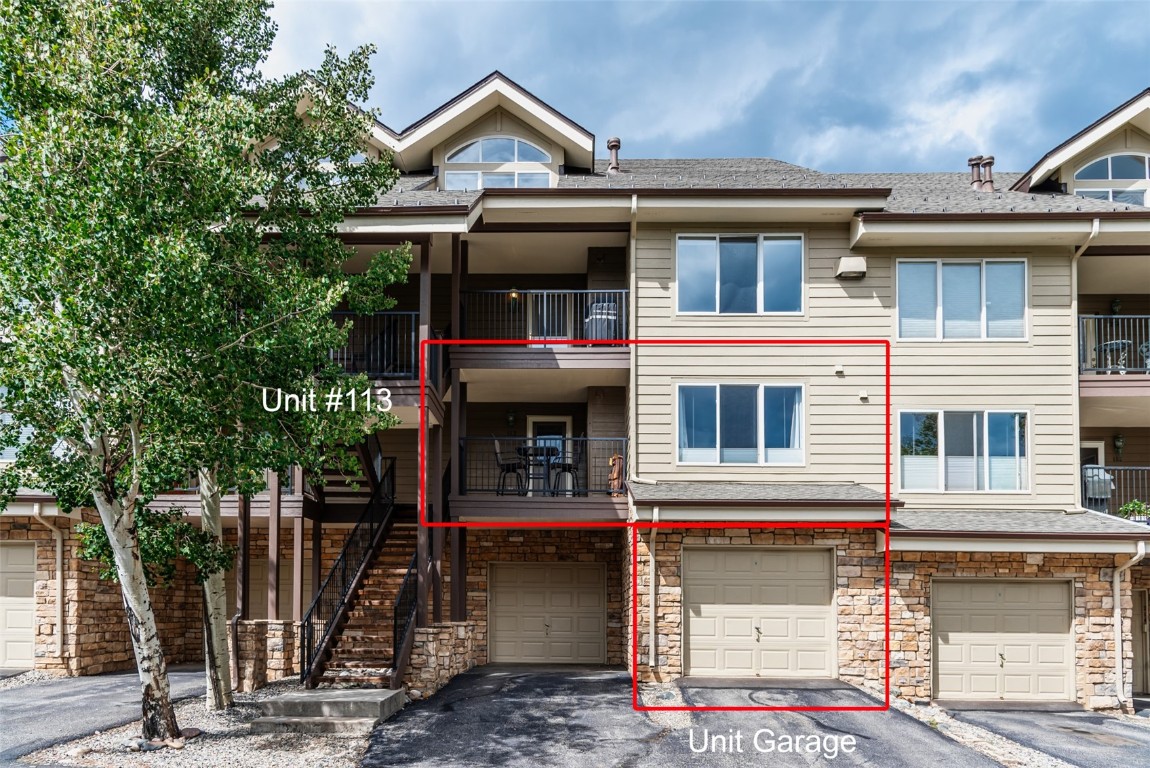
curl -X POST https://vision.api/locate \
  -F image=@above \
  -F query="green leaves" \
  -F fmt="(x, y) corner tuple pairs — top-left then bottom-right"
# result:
(76, 507), (236, 586)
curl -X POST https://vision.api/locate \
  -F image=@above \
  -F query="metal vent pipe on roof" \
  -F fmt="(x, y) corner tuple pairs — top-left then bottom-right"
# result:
(968, 155), (984, 190)
(607, 137), (621, 175)
(980, 155), (995, 193)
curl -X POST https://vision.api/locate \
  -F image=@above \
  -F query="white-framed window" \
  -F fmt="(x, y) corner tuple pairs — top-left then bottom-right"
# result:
(896, 259), (1026, 340)
(444, 171), (550, 191)
(676, 234), (804, 315)
(1073, 153), (1150, 206)
(899, 409), (1029, 492)
(676, 383), (804, 465)
(443, 136), (552, 190)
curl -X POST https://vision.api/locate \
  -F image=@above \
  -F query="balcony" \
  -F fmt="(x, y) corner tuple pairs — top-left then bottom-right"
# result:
(330, 311), (419, 380)
(450, 436), (629, 522)
(1082, 465), (1150, 518)
(461, 289), (629, 342)
(1079, 315), (1150, 374)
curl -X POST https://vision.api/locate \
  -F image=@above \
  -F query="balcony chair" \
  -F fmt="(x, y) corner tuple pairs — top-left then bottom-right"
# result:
(494, 438), (524, 496)
(550, 434), (585, 497)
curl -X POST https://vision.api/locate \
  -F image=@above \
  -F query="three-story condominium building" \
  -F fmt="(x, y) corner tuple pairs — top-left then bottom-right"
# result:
(3, 74), (1150, 710)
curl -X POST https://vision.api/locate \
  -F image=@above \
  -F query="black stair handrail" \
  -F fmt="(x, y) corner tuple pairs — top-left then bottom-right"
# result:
(300, 451), (397, 687)
(392, 552), (419, 666)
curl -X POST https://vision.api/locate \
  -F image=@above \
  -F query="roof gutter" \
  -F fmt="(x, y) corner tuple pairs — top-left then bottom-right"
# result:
(1114, 540), (1146, 707)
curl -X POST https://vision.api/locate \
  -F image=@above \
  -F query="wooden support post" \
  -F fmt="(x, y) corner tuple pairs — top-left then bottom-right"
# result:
(431, 423), (444, 622)
(267, 471), (280, 621)
(450, 233), (461, 338)
(450, 527), (467, 621)
(416, 238), (431, 627)
(310, 517), (322, 609)
(237, 493), (251, 619)
(292, 516), (304, 622)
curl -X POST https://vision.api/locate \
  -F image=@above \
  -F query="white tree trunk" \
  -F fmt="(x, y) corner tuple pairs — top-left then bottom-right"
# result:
(198, 468), (233, 710)
(90, 492), (181, 740)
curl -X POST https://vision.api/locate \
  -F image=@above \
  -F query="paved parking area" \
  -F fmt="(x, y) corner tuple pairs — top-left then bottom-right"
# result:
(952, 708), (1150, 768)
(364, 666), (998, 767)
(0, 664), (205, 766)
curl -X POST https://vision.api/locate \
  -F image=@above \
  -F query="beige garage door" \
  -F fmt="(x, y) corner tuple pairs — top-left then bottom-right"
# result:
(0, 543), (36, 668)
(684, 548), (834, 677)
(933, 580), (1073, 701)
(489, 563), (606, 663)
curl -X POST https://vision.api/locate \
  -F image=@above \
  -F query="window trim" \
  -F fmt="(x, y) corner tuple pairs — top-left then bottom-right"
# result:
(674, 233), (806, 317)
(1075, 187), (1149, 205)
(445, 135), (552, 164)
(895, 257), (1029, 342)
(896, 407), (1032, 494)
(674, 382), (807, 467)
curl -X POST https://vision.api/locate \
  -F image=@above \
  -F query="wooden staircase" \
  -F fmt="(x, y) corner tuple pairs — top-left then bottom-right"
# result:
(316, 523), (418, 688)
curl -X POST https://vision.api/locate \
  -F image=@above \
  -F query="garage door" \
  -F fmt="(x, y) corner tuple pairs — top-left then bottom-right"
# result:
(684, 548), (834, 677)
(933, 580), (1073, 701)
(489, 563), (605, 663)
(0, 543), (36, 668)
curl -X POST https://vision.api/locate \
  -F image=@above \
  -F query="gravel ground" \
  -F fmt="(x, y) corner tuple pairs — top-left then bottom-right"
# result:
(637, 682), (692, 730)
(21, 681), (367, 768)
(0, 670), (65, 692)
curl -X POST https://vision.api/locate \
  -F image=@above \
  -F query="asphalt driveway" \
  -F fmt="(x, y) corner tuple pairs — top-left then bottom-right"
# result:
(952, 708), (1150, 768)
(364, 666), (998, 767)
(0, 664), (205, 766)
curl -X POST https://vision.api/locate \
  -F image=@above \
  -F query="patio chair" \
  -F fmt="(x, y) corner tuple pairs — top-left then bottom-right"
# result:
(494, 438), (524, 496)
(550, 434), (585, 496)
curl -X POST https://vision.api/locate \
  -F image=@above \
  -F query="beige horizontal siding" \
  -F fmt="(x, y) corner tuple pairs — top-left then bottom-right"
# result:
(633, 222), (1078, 509)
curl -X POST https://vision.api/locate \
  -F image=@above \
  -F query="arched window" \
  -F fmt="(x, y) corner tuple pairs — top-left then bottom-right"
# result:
(444, 136), (552, 190)
(1073, 153), (1150, 205)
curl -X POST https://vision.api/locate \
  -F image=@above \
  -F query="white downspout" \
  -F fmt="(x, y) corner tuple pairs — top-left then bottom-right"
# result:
(1071, 218), (1099, 510)
(1114, 540), (1146, 707)
(648, 506), (659, 677)
(31, 503), (65, 658)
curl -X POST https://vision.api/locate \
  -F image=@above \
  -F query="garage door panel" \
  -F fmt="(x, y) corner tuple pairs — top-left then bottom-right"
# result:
(933, 580), (1073, 702)
(0, 543), (36, 668)
(685, 548), (834, 678)
(488, 563), (606, 664)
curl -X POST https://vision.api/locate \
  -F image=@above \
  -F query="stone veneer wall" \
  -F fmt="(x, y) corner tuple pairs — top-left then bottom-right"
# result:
(633, 527), (886, 686)
(462, 528), (626, 665)
(233, 621), (268, 692)
(0, 510), (202, 674)
(889, 551), (1131, 710)
(403, 621), (478, 697)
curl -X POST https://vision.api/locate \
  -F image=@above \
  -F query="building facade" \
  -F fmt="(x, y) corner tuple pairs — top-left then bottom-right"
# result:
(2, 74), (1149, 711)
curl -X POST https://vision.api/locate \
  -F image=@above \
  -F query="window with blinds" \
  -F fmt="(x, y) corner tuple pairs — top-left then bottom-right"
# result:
(897, 259), (1026, 340)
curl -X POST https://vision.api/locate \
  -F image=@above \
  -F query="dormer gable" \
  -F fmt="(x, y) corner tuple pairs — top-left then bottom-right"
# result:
(1013, 88), (1150, 208)
(365, 71), (594, 176)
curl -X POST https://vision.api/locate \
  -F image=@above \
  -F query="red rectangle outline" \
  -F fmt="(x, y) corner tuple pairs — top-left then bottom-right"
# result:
(628, 523), (891, 712)
(418, 338), (892, 530)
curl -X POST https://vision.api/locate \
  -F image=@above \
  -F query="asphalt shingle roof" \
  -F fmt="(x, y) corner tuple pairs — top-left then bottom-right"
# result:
(629, 481), (887, 505)
(368, 158), (1150, 215)
(892, 508), (1150, 538)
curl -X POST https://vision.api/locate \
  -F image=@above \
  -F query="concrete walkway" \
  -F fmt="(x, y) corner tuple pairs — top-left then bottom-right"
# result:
(0, 664), (205, 766)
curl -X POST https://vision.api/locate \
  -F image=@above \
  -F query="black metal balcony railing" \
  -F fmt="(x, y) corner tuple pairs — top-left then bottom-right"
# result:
(459, 436), (627, 496)
(1079, 315), (1150, 374)
(330, 311), (418, 379)
(461, 290), (628, 342)
(1082, 465), (1150, 518)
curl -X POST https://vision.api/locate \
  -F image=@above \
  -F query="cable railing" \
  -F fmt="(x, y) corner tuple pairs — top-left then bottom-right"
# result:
(461, 289), (628, 342)
(1079, 315), (1150, 374)
(300, 454), (397, 687)
(330, 311), (419, 379)
(1082, 465), (1150, 519)
(459, 436), (628, 496)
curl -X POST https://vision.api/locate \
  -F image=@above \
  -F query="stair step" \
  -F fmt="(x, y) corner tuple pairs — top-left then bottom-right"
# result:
(259, 688), (404, 719)
(326, 660), (393, 669)
(250, 716), (380, 735)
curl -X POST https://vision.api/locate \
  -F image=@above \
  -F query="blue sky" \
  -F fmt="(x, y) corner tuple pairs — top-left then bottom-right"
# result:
(264, 1), (1150, 173)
